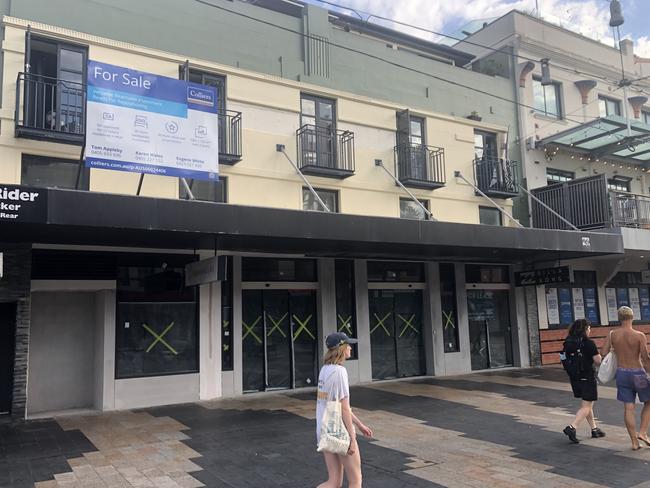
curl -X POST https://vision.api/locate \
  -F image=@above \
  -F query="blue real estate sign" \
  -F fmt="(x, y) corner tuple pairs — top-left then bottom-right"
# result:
(85, 61), (219, 180)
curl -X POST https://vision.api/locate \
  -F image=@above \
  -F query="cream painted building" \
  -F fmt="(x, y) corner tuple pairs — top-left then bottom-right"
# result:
(0, 0), (622, 419)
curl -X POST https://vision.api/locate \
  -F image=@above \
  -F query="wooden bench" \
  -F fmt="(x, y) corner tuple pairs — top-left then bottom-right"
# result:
(540, 325), (650, 365)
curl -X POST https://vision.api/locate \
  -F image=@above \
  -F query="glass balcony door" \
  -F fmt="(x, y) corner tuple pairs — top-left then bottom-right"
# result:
(301, 94), (336, 168)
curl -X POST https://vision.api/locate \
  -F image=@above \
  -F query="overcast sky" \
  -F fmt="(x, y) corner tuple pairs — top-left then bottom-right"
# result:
(306, 0), (650, 57)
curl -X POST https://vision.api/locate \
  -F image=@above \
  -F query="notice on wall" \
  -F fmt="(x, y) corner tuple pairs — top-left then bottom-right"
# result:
(640, 288), (650, 321)
(606, 288), (618, 322)
(617, 288), (629, 307)
(85, 60), (219, 180)
(546, 288), (560, 325)
(558, 288), (573, 325)
(629, 288), (641, 321)
(572, 288), (585, 320)
(583, 288), (599, 323)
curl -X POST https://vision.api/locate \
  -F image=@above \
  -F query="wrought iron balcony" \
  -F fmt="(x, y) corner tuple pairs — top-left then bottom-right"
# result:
(611, 191), (650, 229)
(15, 72), (85, 145)
(296, 124), (355, 178)
(15, 72), (243, 163)
(473, 156), (518, 198)
(394, 143), (445, 190)
(218, 110), (242, 164)
(530, 174), (611, 230)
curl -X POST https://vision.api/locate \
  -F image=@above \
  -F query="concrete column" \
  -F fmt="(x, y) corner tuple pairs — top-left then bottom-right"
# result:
(424, 262), (444, 376)
(536, 285), (549, 329)
(199, 281), (221, 400)
(95, 289), (116, 411)
(232, 256), (243, 395)
(510, 285), (530, 368)
(354, 260), (372, 383)
(524, 286), (541, 367)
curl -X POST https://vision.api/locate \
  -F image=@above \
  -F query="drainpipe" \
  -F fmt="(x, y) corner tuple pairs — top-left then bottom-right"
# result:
(512, 39), (532, 227)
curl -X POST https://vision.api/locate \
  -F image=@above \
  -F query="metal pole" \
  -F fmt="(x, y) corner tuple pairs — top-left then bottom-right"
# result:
(519, 185), (580, 231)
(180, 177), (196, 200)
(453, 171), (524, 228)
(277, 145), (330, 212)
(375, 159), (435, 221)
(616, 26), (632, 137)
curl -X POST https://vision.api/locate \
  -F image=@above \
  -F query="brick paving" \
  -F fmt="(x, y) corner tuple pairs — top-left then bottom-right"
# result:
(3, 367), (650, 487)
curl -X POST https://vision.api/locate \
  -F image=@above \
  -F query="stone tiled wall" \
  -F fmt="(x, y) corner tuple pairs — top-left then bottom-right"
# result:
(0, 243), (31, 419)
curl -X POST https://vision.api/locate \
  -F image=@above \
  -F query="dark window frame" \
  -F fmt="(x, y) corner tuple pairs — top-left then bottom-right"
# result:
(608, 176), (631, 192)
(300, 93), (337, 130)
(399, 197), (430, 220)
(367, 261), (425, 283)
(598, 95), (622, 117)
(21, 153), (89, 190)
(241, 257), (318, 282)
(465, 265), (509, 284)
(546, 167), (575, 185)
(478, 206), (502, 226)
(179, 176), (227, 203)
(532, 76), (562, 118)
(302, 187), (339, 212)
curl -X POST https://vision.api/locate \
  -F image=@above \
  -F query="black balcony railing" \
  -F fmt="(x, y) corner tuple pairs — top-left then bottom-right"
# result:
(15, 72), (86, 144)
(296, 124), (355, 178)
(218, 110), (243, 164)
(394, 143), (445, 189)
(473, 156), (518, 198)
(530, 174), (610, 230)
(16, 72), (243, 162)
(611, 191), (650, 229)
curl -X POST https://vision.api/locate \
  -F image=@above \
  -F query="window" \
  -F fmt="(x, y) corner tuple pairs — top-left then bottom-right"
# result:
(396, 110), (434, 183)
(301, 94), (336, 130)
(474, 130), (498, 159)
(115, 257), (198, 379)
(221, 256), (233, 371)
(608, 176), (631, 192)
(465, 265), (509, 283)
(533, 77), (561, 118)
(335, 260), (357, 358)
(546, 168), (574, 185)
(545, 271), (599, 328)
(440, 263), (459, 353)
(300, 94), (336, 168)
(179, 177), (227, 202)
(400, 198), (429, 220)
(21, 154), (89, 190)
(599, 96), (621, 117)
(302, 187), (338, 212)
(606, 271), (650, 324)
(23, 36), (87, 136)
(479, 206), (502, 226)
(367, 261), (425, 282)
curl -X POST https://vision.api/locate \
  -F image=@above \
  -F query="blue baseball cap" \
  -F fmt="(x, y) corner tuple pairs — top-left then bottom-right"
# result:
(326, 332), (358, 349)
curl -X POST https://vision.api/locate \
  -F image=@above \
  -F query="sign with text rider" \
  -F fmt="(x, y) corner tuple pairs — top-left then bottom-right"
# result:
(85, 61), (219, 180)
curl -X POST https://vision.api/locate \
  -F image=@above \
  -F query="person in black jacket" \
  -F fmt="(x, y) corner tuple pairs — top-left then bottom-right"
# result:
(562, 319), (605, 443)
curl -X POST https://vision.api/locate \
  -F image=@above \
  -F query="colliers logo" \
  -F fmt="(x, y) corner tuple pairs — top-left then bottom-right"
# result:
(187, 86), (215, 107)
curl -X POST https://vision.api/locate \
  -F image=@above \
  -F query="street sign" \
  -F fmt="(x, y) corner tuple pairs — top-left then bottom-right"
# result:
(515, 266), (572, 286)
(185, 256), (228, 287)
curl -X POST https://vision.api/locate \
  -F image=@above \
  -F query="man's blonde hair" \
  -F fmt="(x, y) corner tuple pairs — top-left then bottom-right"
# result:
(323, 344), (347, 365)
(618, 306), (634, 322)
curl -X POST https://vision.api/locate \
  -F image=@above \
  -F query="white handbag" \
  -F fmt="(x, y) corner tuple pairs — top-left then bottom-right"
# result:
(317, 393), (350, 455)
(598, 331), (618, 384)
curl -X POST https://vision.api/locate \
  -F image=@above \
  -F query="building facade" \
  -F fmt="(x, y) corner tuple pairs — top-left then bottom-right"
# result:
(0, 0), (621, 419)
(458, 10), (650, 364)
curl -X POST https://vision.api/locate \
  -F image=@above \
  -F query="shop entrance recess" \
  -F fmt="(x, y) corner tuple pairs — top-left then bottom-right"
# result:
(0, 302), (17, 414)
(368, 286), (425, 380)
(467, 289), (513, 370)
(242, 287), (318, 392)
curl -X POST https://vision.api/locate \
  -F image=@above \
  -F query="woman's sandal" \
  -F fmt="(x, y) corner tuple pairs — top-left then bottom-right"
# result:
(637, 436), (650, 447)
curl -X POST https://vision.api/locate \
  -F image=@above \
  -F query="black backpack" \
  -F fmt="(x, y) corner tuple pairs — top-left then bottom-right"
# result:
(560, 336), (585, 380)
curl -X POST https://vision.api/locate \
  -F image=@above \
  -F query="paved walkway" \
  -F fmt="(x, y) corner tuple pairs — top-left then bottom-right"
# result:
(3, 367), (650, 487)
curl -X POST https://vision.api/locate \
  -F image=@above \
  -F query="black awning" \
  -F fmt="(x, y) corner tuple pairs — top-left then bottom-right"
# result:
(0, 187), (624, 263)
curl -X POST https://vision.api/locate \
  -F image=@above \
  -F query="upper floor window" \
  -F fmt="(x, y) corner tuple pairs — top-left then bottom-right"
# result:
(301, 94), (336, 130)
(17, 36), (87, 143)
(532, 77), (561, 118)
(302, 187), (338, 212)
(474, 130), (498, 159)
(185, 69), (226, 111)
(21, 154), (89, 190)
(479, 206), (502, 226)
(608, 176), (631, 192)
(643, 110), (650, 125)
(179, 177), (227, 203)
(546, 168), (574, 185)
(399, 197), (429, 220)
(599, 96), (621, 117)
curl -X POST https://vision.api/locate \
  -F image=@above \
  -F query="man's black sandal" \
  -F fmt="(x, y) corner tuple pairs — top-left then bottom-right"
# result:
(563, 425), (579, 443)
(591, 428), (606, 438)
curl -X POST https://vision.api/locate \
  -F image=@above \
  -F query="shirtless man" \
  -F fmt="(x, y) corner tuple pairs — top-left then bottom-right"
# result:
(602, 306), (650, 450)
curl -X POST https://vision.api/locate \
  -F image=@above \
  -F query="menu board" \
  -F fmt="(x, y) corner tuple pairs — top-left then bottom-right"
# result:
(572, 288), (585, 320)
(546, 288), (560, 325)
(583, 288), (599, 324)
(629, 288), (641, 321)
(606, 288), (618, 322)
(559, 288), (573, 325)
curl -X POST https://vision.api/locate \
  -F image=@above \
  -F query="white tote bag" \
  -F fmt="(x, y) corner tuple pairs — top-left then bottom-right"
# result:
(598, 331), (617, 384)
(317, 396), (350, 455)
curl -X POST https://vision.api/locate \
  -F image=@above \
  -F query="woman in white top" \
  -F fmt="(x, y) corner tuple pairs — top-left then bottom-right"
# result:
(317, 332), (373, 488)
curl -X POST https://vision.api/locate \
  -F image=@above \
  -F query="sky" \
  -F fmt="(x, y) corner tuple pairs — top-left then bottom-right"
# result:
(304, 0), (650, 57)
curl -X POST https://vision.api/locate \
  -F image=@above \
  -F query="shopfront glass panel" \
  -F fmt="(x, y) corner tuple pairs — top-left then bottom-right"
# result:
(467, 290), (513, 370)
